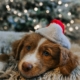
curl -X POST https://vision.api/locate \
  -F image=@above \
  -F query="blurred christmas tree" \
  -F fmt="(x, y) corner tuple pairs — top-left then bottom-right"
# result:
(0, 0), (80, 39)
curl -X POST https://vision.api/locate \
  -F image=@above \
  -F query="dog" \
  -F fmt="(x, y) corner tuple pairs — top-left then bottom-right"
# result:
(0, 32), (79, 79)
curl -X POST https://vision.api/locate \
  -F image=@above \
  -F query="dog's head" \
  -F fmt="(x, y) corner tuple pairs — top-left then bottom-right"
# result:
(12, 33), (78, 78)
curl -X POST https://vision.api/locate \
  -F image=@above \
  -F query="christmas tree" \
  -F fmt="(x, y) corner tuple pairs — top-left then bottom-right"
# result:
(0, 0), (80, 39)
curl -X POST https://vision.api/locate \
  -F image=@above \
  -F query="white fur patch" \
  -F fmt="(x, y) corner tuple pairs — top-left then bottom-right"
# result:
(0, 62), (7, 71)
(19, 38), (46, 70)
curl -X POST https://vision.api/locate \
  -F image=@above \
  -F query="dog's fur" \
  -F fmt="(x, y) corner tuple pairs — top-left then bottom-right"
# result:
(0, 33), (79, 79)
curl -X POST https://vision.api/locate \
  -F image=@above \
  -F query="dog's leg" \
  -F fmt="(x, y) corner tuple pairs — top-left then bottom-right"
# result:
(0, 54), (9, 71)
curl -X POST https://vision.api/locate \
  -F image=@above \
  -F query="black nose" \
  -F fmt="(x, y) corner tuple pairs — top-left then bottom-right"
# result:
(22, 62), (33, 72)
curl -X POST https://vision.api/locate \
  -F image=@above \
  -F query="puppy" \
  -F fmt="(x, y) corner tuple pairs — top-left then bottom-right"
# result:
(0, 33), (79, 79)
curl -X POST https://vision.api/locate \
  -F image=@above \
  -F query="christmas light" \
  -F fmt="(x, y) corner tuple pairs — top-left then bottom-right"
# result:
(24, 9), (27, 13)
(70, 20), (74, 24)
(34, 25), (40, 30)
(58, 14), (62, 18)
(58, 1), (62, 5)
(18, 13), (22, 16)
(69, 27), (73, 31)
(68, 12), (71, 16)
(65, 3), (68, 7)
(6, 5), (10, 9)
(10, 0), (13, 2)
(6, 5), (10, 11)
(50, 0), (54, 1)
(46, 10), (50, 13)
(34, 7), (38, 11)
(0, 17), (3, 21)
(58, 9), (62, 12)
(75, 26), (79, 30)
(13, 11), (17, 14)
(33, 19), (36, 22)
(39, 2), (43, 6)
(67, 23), (70, 27)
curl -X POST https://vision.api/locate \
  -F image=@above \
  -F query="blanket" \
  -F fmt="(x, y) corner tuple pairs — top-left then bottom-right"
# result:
(0, 31), (80, 80)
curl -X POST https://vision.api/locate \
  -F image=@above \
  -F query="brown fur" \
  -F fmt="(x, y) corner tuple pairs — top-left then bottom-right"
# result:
(0, 54), (9, 62)
(59, 47), (78, 76)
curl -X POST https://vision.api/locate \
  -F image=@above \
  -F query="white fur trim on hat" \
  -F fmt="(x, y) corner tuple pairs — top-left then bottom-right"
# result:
(35, 23), (71, 49)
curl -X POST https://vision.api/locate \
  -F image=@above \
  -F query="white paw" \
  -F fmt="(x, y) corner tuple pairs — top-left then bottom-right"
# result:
(0, 62), (7, 71)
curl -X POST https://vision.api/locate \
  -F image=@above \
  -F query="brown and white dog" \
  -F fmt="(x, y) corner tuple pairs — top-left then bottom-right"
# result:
(0, 32), (79, 79)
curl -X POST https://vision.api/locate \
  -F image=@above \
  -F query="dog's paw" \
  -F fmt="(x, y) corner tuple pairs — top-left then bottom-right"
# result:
(0, 62), (7, 71)
(0, 54), (9, 71)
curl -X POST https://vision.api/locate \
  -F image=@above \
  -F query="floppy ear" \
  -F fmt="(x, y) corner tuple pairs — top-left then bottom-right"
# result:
(12, 39), (23, 60)
(59, 47), (78, 76)
(12, 34), (29, 60)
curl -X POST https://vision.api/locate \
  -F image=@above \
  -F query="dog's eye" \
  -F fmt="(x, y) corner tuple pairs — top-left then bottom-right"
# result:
(42, 51), (50, 56)
(26, 46), (31, 50)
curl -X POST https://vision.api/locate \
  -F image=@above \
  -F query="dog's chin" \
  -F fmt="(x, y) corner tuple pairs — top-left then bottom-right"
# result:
(20, 72), (42, 79)
(20, 68), (53, 79)
(20, 70), (44, 79)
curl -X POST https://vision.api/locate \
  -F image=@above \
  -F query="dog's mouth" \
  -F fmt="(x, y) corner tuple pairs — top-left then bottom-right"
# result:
(19, 71), (44, 79)
(20, 71), (43, 79)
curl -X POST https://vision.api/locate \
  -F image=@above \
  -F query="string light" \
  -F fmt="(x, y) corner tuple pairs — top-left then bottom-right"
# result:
(50, 0), (54, 1)
(75, 26), (79, 30)
(46, 10), (50, 13)
(6, 5), (10, 9)
(58, 14), (62, 18)
(10, 0), (13, 2)
(6, 5), (10, 11)
(67, 23), (70, 27)
(70, 20), (74, 24)
(13, 11), (17, 14)
(68, 12), (71, 16)
(58, 9), (62, 12)
(33, 19), (36, 22)
(0, 17), (3, 21)
(65, 3), (68, 7)
(39, 2), (43, 6)
(34, 24), (40, 30)
(34, 7), (38, 11)
(58, 1), (62, 5)
(69, 27), (73, 31)
(18, 13), (22, 16)
(24, 9), (27, 13)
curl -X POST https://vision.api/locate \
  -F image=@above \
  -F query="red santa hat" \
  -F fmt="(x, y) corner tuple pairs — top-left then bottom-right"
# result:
(35, 19), (71, 49)
(51, 19), (65, 33)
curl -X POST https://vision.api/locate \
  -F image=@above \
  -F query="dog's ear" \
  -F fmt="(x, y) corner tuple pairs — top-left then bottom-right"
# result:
(12, 34), (29, 60)
(12, 39), (23, 60)
(59, 47), (78, 76)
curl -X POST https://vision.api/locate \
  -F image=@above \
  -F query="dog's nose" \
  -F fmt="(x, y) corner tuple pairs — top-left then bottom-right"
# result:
(22, 62), (33, 72)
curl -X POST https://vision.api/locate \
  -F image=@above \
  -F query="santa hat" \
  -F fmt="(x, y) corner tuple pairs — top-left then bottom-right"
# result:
(35, 19), (71, 49)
